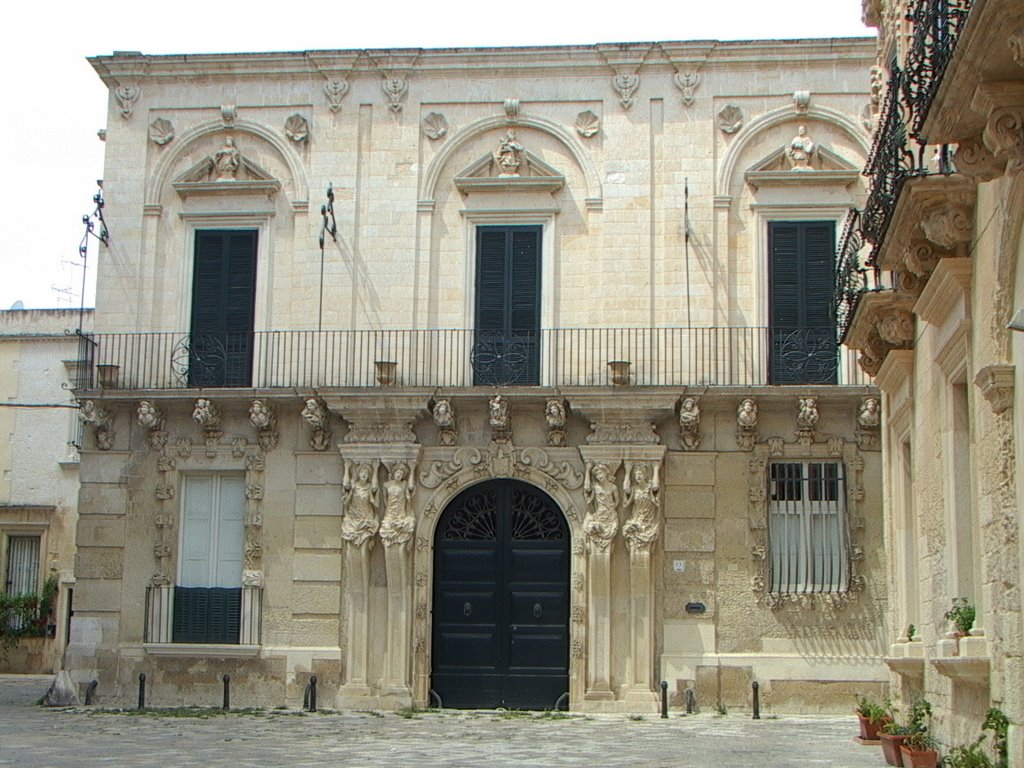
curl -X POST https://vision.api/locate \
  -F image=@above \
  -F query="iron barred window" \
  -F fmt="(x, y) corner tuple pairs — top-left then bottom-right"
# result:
(768, 462), (849, 594)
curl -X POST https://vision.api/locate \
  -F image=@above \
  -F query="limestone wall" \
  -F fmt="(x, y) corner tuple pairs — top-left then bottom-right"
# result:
(0, 309), (90, 673)
(67, 387), (887, 711)
(88, 41), (874, 336)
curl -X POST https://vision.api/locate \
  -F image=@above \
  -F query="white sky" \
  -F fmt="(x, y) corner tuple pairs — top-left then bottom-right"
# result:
(0, 0), (870, 311)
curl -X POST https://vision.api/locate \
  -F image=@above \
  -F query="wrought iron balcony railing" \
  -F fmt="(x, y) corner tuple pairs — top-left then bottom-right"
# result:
(861, 65), (920, 260)
(836, 209), (867, 342)
(904, 0), (974, 140)
(75, 326), (870, 391)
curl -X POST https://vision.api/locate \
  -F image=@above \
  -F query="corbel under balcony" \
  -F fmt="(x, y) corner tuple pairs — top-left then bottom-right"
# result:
(844, 290), (916, 377)
(321, 392), (433, 445)
(567, 392), (678, 447)
(875, 175), (976, 276)
(885, 639), (925, 679)
(932, 630), (991, 685)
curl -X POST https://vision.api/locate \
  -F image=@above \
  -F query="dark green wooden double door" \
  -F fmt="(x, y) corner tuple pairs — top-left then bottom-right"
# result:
(432, 480), (569, 709)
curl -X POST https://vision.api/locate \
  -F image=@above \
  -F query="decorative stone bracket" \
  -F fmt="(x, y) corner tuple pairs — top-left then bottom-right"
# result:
(569, 393), (676, 446)
(975, 364), (1015, 414)
(79, 400), (114, 451)
(324, 394), (429, 445)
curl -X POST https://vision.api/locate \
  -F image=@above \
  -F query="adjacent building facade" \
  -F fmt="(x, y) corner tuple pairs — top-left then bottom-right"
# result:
(842, 0), (1024, 761)
(66, 38), (887, 712)
(0, 309), (88, 673)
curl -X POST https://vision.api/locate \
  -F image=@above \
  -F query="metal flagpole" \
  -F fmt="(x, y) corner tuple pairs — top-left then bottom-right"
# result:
(318, 183), (337, 332)
(684, 178), (692, 329)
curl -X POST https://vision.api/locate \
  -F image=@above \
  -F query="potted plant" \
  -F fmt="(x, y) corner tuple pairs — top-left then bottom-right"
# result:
(882, 699), (931, 767)
(942, 738), (994, 767)
(941, 708), (1009, 768)
(855, 695), (891, 741)
(901, 730), (940, 768)
(881, 720), (915, 766)
(900, 700), (938, 768)
(982, 708), (1008, 768)
(945, 598), (976, 637)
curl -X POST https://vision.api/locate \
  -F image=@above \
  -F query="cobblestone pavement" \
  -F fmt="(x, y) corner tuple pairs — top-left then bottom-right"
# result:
(0, 675), (886, 768)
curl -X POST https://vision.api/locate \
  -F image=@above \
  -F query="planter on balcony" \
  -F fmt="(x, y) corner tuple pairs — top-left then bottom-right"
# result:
(96, 364), (120, 389)
(374, 360), (398, 386)
(607, 360), (631, 385)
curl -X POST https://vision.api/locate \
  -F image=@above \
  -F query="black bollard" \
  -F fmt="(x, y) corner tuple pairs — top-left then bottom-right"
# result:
(308, 675), (317, 713)
(752, 681), (761, 720)
(660, 680), (668, 719)
(222, 674), (230, 710)
(85, 680), (99, 706)
(685, 687), (695, 714)
(137, 673), (146, 709)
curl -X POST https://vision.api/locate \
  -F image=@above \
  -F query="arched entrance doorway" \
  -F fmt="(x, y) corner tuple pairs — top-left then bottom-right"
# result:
(431, 479), (570, 709)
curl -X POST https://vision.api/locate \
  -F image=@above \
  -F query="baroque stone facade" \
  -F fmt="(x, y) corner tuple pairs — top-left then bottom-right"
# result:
(64, 38), (886, 713)
(844, 0), (1024, 762)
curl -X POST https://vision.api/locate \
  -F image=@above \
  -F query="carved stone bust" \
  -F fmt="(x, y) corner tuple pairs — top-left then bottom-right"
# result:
(737, 398), (758, 430)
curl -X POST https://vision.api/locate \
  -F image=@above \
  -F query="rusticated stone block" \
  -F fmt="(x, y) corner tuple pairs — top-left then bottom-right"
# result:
(74, 549), (124, 580)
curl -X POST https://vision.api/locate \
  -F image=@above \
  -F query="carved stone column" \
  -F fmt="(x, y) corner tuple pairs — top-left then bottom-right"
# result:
(577, 456), (620, 702)
(378, 446), (422, 698)
(574, 394), (672, 711)
(340, 539), (374, 699)
(336, 451), (382, 702)
(325, 394), (428, 707)
(620, 451), (665, 709)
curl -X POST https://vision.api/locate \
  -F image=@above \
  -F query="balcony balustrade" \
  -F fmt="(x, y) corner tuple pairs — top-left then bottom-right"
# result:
(904, 0), (974, 140)
(861, 66), (920, 261)
(74, 326), (870, 391)
(835, 209), (891, 343)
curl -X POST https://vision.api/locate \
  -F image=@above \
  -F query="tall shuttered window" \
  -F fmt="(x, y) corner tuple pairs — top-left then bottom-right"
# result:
(189, 230), (257, 388)
(768, 221), (837, 384)
(473, 226), (541, 386)
(174, 475), (245, 644)
(768, 461), (849, 594)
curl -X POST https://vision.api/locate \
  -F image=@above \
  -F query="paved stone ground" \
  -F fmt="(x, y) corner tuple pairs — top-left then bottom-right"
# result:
(0, 675), (886, 767)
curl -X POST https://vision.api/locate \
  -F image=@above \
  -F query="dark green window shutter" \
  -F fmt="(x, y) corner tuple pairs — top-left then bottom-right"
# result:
(189, 230), (257, 387)
(802, 222), (836, 328)
(473, 226), (541, 385)
(172, 586), (242, 644)
(769, 221), (837, 385)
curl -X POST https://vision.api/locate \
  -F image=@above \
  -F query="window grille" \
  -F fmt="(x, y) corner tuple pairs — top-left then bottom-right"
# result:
(768, 462), (849, 594)
(4, 536), (41, 632)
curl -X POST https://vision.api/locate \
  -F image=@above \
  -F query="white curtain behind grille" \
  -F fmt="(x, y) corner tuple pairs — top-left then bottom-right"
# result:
(5, 536), (40, 596)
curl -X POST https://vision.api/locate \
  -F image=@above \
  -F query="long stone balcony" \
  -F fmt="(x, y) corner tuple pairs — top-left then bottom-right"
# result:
(73, 326), (870, 392)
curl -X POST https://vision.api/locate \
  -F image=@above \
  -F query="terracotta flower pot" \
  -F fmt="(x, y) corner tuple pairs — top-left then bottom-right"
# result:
(900, 745), (938, 768)
(858, 714), (888, 740)
(880, 733), (909, 766)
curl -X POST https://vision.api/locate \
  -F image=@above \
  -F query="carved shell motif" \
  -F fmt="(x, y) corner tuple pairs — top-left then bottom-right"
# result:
(717, 105), (744, 135)
(575, 110), (600, 138)
(148, 118), (175, 146)
(284, 114), (309, 143)
(422, 112), (449, 141)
